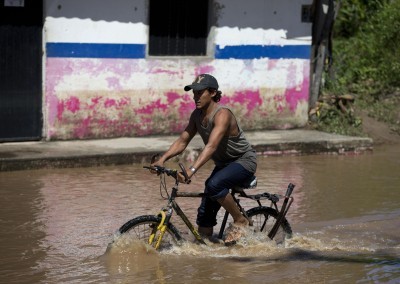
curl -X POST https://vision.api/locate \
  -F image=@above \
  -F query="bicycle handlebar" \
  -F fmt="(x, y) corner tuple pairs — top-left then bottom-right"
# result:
(285, 183), (295, 197)
(143, 163), (191, 184)
(143, 165), (177, 176)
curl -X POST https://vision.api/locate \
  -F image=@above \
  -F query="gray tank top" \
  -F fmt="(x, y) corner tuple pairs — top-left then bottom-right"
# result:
(193, 106), (257, 173)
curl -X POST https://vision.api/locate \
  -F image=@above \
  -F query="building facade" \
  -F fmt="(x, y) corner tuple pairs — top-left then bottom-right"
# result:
(0, 0), (313, 141)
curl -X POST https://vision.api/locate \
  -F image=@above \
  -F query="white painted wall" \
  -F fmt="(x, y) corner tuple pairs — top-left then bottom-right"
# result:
(45, 17), (148, 44)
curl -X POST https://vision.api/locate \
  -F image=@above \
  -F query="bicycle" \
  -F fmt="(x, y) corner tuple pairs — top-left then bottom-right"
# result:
(117, 162), (295, 250)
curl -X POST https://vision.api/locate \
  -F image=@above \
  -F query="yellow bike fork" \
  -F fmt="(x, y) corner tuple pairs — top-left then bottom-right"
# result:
(148, 211), (167, 250)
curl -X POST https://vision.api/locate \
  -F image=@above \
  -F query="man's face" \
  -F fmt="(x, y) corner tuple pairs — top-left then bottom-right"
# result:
(192, 89), (215, 109)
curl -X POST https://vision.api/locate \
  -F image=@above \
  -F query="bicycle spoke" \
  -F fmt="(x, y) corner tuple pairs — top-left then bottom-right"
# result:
(119, 216), (181, 250)
(246, 207), (292, 244)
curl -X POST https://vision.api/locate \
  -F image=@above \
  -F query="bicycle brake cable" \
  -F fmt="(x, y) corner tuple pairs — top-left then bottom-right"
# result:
(159, 173), (169, 199)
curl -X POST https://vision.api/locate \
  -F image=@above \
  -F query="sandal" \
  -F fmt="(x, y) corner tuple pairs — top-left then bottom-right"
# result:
(224, 223), (247, 246)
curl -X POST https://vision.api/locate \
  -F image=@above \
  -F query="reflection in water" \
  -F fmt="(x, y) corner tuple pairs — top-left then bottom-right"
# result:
(0, 145), (399, 283)
(0, 172), (47, 283)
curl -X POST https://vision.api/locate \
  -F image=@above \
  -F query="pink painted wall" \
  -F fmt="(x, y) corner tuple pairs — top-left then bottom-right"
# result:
(45, 58), (309, 140)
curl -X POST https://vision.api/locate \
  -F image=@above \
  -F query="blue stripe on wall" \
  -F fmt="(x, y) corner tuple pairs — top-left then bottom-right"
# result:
(46, 43), (146, 58)
(215, 45), (311, 59)
(46, 42), (310, 59)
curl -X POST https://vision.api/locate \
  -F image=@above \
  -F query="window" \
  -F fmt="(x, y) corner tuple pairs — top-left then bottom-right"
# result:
(149, 0), (209, 56)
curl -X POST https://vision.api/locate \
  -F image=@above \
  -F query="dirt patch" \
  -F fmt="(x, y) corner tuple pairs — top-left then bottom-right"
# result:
(359, 110), (400, 145)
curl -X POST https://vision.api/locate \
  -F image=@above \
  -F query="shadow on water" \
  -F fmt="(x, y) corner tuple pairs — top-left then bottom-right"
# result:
(229, 248), (400, 264)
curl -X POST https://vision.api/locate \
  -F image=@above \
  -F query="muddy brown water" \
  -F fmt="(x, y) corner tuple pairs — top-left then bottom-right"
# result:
(0, 145), (399, 283)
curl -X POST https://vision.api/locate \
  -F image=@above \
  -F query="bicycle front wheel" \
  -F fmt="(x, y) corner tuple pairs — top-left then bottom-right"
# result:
(246, 206), (292, 244)
(118, 215), (182, 250)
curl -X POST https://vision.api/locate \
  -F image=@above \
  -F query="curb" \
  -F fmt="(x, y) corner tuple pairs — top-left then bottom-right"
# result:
(0, 139), (373, 172)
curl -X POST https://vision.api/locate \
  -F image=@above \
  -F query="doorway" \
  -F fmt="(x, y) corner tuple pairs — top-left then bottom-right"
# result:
(0, 0), (43, 141)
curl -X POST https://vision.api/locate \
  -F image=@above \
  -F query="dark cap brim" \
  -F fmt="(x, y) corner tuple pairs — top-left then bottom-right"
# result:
(184, 83), (208, 92)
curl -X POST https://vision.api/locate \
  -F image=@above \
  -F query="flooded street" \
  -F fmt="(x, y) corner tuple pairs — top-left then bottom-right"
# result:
(1, 144), (399, 283)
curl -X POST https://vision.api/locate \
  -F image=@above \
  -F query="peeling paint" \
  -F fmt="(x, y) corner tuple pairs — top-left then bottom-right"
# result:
(44, 18), (311, 140)
(232, 90), (262, 115)
(135, 99), (168, 115)
(285, 79), (309, 112)
(166, 92), (181, 104)
(45, 58), (310, 139)
(195, 65), (215, 76)
(65, 96), (80, 113)
(104, 98), (116, 108)
(106, 77), (122, 90)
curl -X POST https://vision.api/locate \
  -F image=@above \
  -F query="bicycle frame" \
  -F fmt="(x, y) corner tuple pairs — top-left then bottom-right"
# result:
(148, 181), (206, 249)
(143, 164), (295, 249)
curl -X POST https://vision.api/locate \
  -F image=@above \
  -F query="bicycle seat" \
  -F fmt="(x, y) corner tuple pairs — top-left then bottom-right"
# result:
(232, 175), (257, 193)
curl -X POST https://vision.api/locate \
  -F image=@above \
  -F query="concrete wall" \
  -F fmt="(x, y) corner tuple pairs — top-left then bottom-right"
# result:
(44, 0), (312, 140)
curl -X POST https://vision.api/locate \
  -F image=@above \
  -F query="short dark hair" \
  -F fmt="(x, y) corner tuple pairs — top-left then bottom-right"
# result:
(208, 88), (222, 102)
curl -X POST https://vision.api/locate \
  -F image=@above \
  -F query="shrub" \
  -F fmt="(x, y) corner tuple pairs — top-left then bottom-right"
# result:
(332, 0), (400, 97)
(317, 0), (400, 135)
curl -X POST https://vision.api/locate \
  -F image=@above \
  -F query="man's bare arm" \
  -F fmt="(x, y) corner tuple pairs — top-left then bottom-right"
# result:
(189, 109), (231, 172)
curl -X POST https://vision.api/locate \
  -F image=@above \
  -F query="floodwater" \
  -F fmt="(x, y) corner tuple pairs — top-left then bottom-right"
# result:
(0, 145), (399, 284)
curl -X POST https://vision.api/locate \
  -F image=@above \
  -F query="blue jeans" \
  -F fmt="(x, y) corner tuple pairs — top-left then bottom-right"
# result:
(196, 163), (254, 228)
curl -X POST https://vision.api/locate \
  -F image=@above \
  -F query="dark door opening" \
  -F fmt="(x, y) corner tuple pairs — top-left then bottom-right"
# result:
(149, 0), (209, 56)
(0, 0), (43, 141)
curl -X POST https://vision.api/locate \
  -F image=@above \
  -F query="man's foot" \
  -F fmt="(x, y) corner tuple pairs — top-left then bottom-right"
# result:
(224, 222), (248, 246)
(208, 235), (224, 244)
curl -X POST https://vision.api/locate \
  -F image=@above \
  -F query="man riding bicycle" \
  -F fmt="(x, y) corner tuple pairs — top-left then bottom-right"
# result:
(151, 74), (257, 245)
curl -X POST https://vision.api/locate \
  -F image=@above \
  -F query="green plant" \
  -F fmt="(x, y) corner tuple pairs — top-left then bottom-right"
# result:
(315, 107), (363, 136)
(310, 93), (363, 136)
(319, 0), (400, 137)
(334, 0), (390, 38)
(332, 0), (400, 96)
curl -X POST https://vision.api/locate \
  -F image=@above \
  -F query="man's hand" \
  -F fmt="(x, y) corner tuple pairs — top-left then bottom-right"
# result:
(149, 154), (163, 174)
(150, 160), (164, 175)
(178, 167), (192, 184)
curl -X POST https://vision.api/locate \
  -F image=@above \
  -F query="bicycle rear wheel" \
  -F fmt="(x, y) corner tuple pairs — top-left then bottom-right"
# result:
(246, 206), (292, 244)
(118, 215), (182, 250)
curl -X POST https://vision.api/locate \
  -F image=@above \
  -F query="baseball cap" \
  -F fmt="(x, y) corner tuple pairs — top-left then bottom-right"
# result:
(184, 74), (219, 91)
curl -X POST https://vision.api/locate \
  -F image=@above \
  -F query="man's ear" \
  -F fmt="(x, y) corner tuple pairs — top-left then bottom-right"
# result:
(209, 89), (217, 97)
